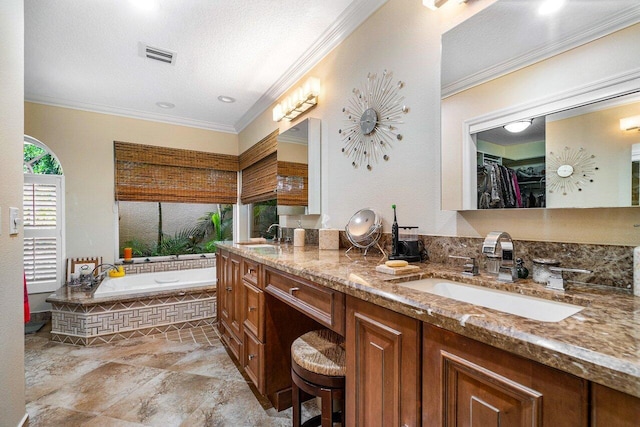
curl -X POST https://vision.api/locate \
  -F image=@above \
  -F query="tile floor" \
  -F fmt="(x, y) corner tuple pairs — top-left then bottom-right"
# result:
(25, 323), (320, 426)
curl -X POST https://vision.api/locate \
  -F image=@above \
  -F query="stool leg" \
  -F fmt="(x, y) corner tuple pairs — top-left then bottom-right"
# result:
(292, 375), (301, 427)
(320, 388), (332, 427)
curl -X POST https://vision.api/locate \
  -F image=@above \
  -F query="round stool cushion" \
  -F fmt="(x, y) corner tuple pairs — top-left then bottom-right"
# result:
(291, 329), (346, 377)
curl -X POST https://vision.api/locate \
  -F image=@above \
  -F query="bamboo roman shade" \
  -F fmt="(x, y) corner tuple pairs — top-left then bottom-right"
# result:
(277, 161), (308, 206)
(114, 141), (239, 204)
(240, 130), (279, 204)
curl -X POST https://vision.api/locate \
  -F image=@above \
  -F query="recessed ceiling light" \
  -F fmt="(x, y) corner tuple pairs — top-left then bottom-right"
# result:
(156, 102), (175, 109)
(504, 119), (532, 133)
(130, 0), (157, 12)
(538, 0), (565, 15)
(218, 96), (236, 103)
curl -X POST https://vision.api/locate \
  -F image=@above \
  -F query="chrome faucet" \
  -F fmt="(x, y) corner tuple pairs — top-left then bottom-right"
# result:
(546, 267), (592, 291)
(91, 263), (119, 283)
(266, 223), (282, 242)
(448, 255), (479, 276)
(481, 231), (517, 282)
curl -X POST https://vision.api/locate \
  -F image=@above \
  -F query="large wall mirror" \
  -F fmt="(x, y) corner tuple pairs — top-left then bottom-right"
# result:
(441, 0), (640, 211)
(277, 117), (321, 214)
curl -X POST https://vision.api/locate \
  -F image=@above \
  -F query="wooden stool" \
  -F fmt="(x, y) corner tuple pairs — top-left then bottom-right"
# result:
(291, 329), (346, 427)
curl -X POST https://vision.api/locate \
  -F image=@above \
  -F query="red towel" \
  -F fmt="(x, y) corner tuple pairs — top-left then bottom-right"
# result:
(24, 273), (30, 323)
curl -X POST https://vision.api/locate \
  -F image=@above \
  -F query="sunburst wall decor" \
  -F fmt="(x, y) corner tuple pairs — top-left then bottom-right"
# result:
(339, 70), (408, 170)
(547, 146), (599, 195)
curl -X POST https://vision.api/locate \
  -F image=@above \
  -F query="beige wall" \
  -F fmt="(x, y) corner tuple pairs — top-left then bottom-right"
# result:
(1, 1), (27, 425)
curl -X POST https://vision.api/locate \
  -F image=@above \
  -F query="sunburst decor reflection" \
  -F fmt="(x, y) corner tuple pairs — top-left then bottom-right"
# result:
(547, 146), (598, 195)
(339, 70), (409, 170)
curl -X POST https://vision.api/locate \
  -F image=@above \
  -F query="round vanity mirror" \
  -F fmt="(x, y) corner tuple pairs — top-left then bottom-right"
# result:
(345, 208), (384, 255)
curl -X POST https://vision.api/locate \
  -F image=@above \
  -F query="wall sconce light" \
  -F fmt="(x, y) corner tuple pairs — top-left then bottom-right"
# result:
(272, 77), (320, 122)
(422, 0), (466, 11)
(620, 115), (640, 131)
(504, 119), (532, 133)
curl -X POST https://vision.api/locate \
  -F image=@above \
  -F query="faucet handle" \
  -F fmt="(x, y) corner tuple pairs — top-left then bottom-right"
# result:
(449, 255), (479, 276)
(546, 267), (592, 291)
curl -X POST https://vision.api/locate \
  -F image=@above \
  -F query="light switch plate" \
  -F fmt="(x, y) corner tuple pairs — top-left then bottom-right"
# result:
(9, 207), (19, 235)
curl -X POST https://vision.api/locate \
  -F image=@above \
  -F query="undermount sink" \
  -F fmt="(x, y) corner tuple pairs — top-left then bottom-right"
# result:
(398, 278), (583, 322)
(244, 244), (277, 249)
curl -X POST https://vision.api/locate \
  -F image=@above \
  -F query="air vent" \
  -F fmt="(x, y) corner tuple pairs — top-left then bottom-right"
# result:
(140, 43), (177, 65)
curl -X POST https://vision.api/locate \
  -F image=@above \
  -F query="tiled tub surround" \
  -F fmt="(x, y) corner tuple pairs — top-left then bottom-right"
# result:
(47, 259), (217, 346)
(338, 233), (634, 289)
(219, 242), (640, 398)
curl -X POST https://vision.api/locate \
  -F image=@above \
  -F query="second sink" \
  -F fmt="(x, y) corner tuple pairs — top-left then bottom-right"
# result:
(397, 278), (583, 322)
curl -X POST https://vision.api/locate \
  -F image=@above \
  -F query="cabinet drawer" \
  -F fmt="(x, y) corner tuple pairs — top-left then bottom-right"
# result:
(243, 281), (265, 341)
(244, 330), (265, 394)
(264, 267), (345, 335)
(220, 319), (242, 363)
(242, 258), (261, 287)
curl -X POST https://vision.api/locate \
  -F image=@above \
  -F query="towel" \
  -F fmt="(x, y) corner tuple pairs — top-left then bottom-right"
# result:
(24, 273), (30, 323)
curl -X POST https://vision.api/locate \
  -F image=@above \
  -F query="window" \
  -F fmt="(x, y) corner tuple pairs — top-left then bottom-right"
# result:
(118, 202), (233, 257)
(250, 199), (277, 239)
(23, 136), (64, 293)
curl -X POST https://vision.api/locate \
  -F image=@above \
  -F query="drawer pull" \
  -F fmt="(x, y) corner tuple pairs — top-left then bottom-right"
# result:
(248, 306), (257, 312)
(248, 354), (256, 360)
(226, 287), (232, 292)
(289, 287), (300, 295)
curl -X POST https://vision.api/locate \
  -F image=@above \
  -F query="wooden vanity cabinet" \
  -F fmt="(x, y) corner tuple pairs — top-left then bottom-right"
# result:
(216, 250), (243, 362)
(422, 323), (589, 427)
(241, 257), (265, 393)
(346, 295), (422, 427)
(590, 383), (640, 427)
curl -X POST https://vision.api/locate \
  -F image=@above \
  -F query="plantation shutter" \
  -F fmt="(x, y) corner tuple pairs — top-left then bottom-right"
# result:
(240, 130), (278, 204)
(23, 174), (63, 293)
(114, 141), (239, 204)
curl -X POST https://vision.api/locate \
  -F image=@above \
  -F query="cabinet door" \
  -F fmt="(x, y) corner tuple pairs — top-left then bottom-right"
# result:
(229, 253), (243, 340)
(243, 281), (264, 341)
(423, 323), (588, 427)
(346, 295), (421, 427)
(244, 329), (265, 394)
(591, 383), (640, 427)
(216, 250), (230, 328)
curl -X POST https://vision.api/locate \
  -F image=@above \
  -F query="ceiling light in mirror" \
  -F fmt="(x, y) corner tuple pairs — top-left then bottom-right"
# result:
(504, 120), (532, 133)
(217, 96), (236, 103)
(156, 102), (175, 109)
(538, 0), (566, 15)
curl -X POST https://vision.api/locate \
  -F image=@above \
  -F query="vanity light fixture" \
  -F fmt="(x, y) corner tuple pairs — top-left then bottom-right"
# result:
(422, 0), (467, 10)
(504, 119), (532, 133)
(620, 115), (640, 131)
(272, 77), (320, 122)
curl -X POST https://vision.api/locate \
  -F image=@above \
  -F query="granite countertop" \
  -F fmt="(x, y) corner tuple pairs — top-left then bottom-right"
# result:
(219, 242), (640, 398)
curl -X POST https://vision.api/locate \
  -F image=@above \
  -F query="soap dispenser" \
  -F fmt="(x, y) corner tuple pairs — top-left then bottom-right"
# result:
(294, 220), (305, 247)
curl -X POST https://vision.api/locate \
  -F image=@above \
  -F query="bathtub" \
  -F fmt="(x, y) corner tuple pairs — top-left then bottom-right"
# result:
(94, 267), (217, 298)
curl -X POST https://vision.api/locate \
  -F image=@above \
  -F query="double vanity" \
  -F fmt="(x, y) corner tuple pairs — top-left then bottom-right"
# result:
(217, 242), (639, 426)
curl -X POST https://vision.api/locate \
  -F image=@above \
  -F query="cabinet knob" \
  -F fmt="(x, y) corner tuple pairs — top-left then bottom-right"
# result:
(248, 306), (256, 312)
(289, 287), (300, 295)
(226, 287), (232, 292)
(248, 354), (256, 360)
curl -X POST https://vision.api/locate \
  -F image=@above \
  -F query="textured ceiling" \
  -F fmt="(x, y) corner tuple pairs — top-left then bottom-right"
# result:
(25, 0), (386, 133)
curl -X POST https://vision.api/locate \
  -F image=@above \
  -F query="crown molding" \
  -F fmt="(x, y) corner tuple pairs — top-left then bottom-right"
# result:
(25, 95), (238, 134)
(442, 7), (640, 98)
(234, 0), (388, 132)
